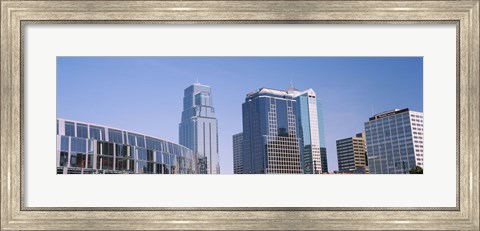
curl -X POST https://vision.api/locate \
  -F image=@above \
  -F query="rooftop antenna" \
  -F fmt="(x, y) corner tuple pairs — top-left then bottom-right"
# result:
(195, 77), (200, 84)
(289, 80), (293, 88)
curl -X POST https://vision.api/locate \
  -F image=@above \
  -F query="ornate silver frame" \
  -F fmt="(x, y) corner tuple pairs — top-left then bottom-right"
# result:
(1, 1), (479, 230)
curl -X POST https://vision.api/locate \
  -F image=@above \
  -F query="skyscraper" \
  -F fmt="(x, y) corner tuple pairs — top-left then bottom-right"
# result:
(179, 83), (220, 174)
(232, 133), (243, 174)
(241, 88), (303, 174)
(364, 108), (424, 174)
(287, 87), (325, 174)
(336, 133), (368, 173)
(317, 101), (329, 173)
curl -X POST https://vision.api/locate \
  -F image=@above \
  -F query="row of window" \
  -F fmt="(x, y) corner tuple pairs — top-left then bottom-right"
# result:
(59, 120), (193, 158)
(59, 136), (193, 166)
(366, 122), (412, 129)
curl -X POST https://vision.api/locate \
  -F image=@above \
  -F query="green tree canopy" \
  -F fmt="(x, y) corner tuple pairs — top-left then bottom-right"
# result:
(409, 166), (423, 174)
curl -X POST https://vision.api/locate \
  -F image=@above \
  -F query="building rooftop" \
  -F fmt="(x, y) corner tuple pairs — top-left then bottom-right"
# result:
(369, 108), (409, 121)
(288, 88), (316, 97)
(246, 87), (316, 99)
(192, 82), (211, 88)
(246, 87), (292, 98)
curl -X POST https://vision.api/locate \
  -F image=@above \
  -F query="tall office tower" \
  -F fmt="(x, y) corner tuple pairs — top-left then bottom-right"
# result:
(287, 88), (324, 174)
(336, 133), (369, 173)
(179, 83), (220, 174)
(242, 88), (303, 174)
(364, 108), (424, 174)
(232, 133), (243, 174)
(317, 101), (329, 173)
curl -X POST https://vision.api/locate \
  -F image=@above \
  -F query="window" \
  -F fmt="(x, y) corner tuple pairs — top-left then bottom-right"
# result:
(147, 150), (154, 161)
(65, 121), (75, 136)
(69, 138), (87, 168)
(71, 137), (86, 153)
(155, 151), (163, 163)
(115, 144), (128, 157)
(138, 148), (148, 160)
(108, 129), (123, 144)
(146, 137), (162, 151)
(97, 156), (114, 170)
(90, 126), (105, 141)
(77, 123), (88, 138)
(116, 157), (133, 172)
(71, 153), (86, 168)
(137, 161), (154, 174)
(60, 136), (69, 151)
(100, 142), (114, 156)
(87, 153), (94, 168)
(59, 151), (68, 166)
(127, 133), (146, 147)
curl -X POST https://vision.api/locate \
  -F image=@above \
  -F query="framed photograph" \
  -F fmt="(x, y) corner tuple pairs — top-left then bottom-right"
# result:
(1, 0), (478, 230)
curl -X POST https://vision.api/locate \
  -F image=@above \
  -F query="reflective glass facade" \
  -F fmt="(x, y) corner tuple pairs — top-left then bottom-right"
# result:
(241, 88), (303, 174)
(288, 88), (325, 174)
(364, 108), (424, 174)
(56, 119), (198, 174)
(179, 83), (220, 174)
(317, 101), (329, 173)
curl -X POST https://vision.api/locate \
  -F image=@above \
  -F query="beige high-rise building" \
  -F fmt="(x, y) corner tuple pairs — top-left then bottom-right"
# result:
(336, 133), (368, 173)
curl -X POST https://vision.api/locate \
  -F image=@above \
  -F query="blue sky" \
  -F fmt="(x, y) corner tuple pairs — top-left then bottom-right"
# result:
(57, 57), (423, 173)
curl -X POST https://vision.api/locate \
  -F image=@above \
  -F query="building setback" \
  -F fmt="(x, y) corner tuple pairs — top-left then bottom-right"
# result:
(336, 133), (368, 173)
(364, 108), (424, 174)
(232, 133), (243, 174)
(241, 88), (303, 174)
(56, 119), (198, 174)
(179, 83), (220, 174)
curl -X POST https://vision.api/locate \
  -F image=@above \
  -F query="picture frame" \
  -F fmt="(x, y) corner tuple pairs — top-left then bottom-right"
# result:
(1, 0), (478, 230)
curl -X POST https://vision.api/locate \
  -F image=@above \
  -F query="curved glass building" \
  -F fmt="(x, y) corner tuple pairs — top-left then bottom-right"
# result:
(56, 119), (198, 174)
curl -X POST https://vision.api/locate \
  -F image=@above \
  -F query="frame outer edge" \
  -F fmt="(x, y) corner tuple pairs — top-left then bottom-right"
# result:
(468, 1), (479, 229)
(1, 0), (479, 230)
(1, 1), (14, 231)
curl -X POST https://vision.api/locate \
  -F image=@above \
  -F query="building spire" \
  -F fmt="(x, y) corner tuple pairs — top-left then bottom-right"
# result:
(195, 77), (200, 85)
(287, 80), (298, 92)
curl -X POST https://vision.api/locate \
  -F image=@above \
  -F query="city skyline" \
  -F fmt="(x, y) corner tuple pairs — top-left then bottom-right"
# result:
(57, 56), (423, 173)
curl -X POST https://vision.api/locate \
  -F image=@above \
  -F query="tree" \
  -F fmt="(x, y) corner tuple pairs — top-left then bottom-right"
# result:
(409, 166), (423, 174)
